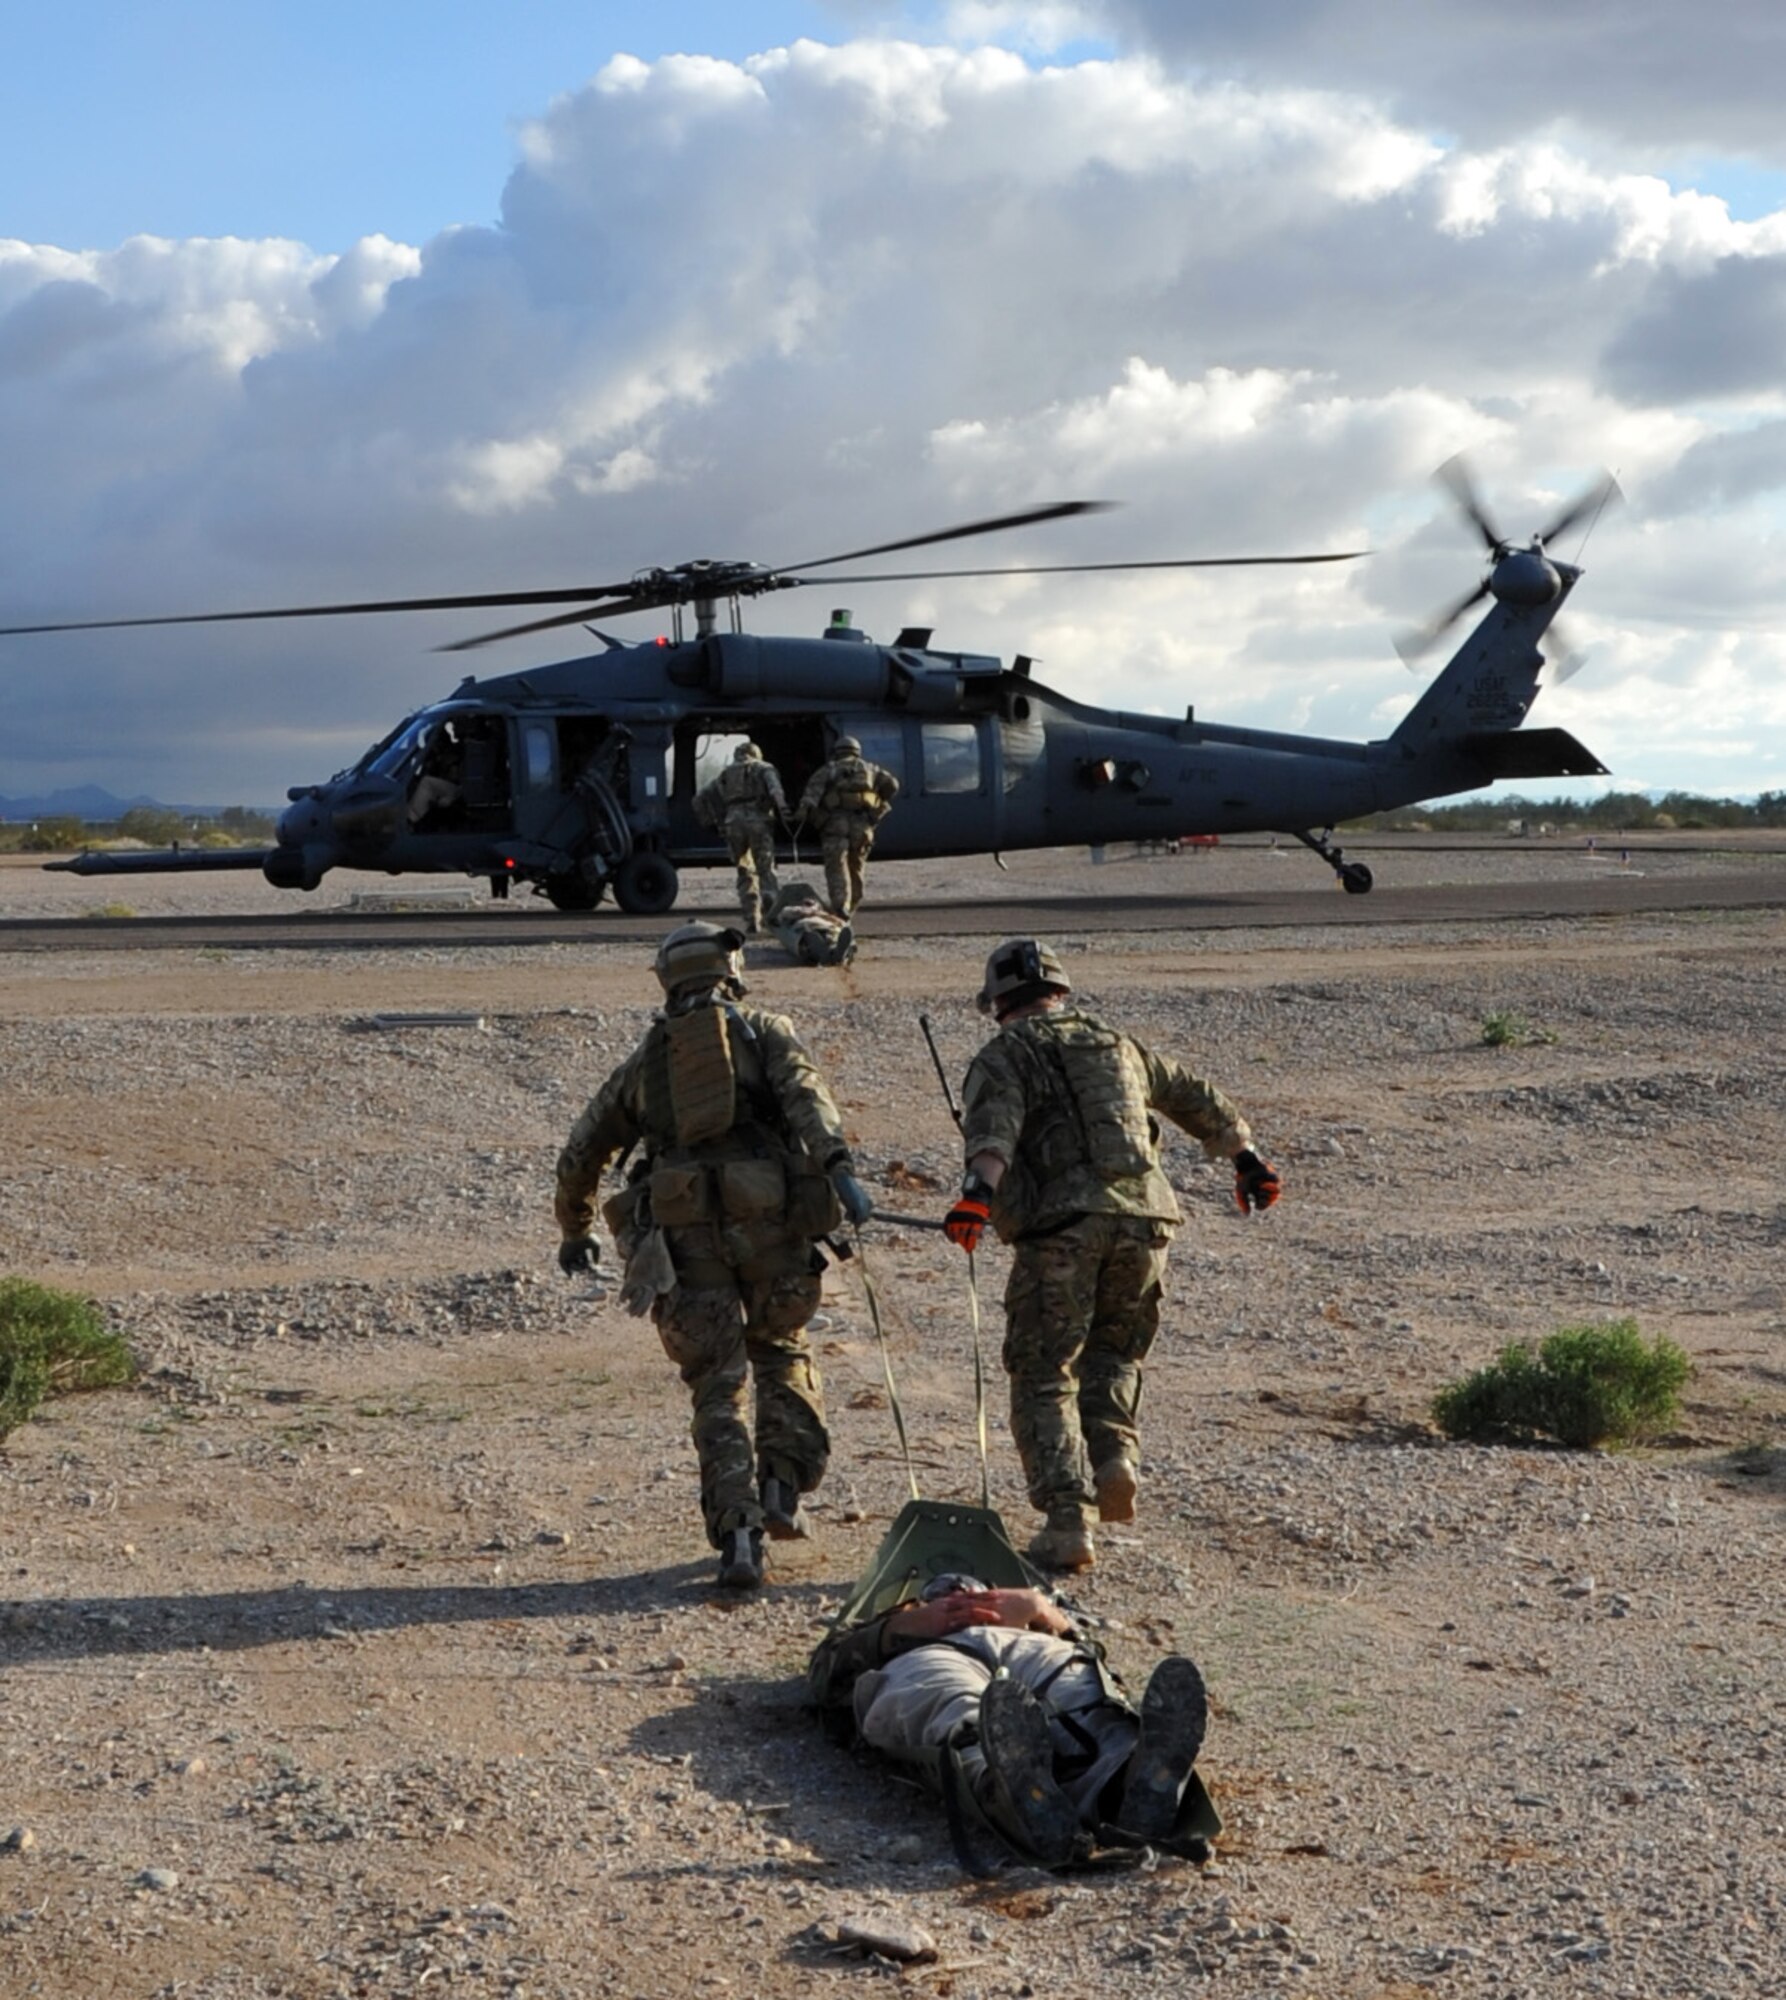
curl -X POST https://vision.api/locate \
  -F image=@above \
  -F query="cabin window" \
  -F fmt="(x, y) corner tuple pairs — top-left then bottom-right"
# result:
(522, 723), (555, 790)
(693, 731), (753, 796)
(921, 722), (982, 795)
(846, 721), (905, 783)
(1000, 711), (1045, 793)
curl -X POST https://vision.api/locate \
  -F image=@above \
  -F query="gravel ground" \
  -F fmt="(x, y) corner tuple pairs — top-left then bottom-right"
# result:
(2, 851), (1784, 2000)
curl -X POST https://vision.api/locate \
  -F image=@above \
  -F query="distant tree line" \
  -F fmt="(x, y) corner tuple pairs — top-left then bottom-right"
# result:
(0, 806), (277, 854)
(1354, 791), (1786, 834)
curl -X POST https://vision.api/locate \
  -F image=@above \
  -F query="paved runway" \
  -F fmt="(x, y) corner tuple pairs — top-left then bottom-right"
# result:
(5, 846), (1785, 951)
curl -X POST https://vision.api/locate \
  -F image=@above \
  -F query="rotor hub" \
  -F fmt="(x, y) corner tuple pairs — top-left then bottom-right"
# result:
(1489, 545), (1563, 610)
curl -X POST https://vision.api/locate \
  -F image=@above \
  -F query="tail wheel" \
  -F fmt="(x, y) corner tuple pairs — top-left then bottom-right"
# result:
(613, 850), (680, 915)
(1340, 862), (1374, 895)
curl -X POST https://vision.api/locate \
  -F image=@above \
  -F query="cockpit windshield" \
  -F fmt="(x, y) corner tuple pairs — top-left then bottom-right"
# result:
(348, 714), (435, 782)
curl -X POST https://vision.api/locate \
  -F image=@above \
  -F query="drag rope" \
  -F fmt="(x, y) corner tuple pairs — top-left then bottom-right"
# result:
(847, 1226), (920, 1501)
(966, 1247), (991, 1511)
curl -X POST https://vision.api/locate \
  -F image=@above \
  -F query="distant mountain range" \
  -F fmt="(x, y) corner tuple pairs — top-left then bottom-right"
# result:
(0, 787), (276, 821)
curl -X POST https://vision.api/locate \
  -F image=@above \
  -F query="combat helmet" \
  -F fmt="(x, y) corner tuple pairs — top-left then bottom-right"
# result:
(734, 742), (763, 762)
(834, 735), (863, 756)
(654, 920), (747, 998)
(977, 937), (1070, 1017)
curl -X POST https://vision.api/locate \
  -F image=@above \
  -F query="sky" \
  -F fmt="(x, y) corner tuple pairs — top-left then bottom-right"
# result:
(6, 0), (1786, 807)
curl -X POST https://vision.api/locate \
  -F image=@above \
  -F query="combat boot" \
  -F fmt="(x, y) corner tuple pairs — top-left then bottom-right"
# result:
(716, 1526), (764, 1590)
(760, 1473), (809, 1541)
(1113, 1656), (1208, 1843)
(977, 1675), (1081, 1867)
(1094, 1457), (1139, 1525)
(1029, 1504), (1095, 1573)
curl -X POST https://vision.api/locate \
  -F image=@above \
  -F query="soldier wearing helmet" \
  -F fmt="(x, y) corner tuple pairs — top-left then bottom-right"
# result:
(795, 732), (900, 919)
(941, 939), (1281, 1573)
(554, 921), (875, 1589)
(694, 740), (791, 934)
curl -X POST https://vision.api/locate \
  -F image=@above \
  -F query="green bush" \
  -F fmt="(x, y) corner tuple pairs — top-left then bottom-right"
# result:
(0, 1278), (136, 1443)
(1480, 1009), (1555, 1048)
(1432, 1318), (1690, 1450)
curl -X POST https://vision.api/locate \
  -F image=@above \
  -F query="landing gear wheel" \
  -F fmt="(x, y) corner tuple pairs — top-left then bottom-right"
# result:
(612, 850), (680, 916)
(1291, 827), (1373, 894)
(543, 871), (605, 912)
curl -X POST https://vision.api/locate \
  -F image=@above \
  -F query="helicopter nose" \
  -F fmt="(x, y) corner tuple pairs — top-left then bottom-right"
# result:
(325, 776), (404, 846)
(277, 794), (329, 846)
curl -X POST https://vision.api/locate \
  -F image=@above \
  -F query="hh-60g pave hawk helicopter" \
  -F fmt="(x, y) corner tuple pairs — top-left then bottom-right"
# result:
(5, 465), (1617, 910)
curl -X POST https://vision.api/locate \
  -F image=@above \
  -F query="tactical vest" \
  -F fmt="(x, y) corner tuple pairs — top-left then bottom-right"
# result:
(716, 761), (774, 811)
(1005, 1012), (1155, 1185)
(820, 755), (884, 815)
(632, 1003), (840, 1242)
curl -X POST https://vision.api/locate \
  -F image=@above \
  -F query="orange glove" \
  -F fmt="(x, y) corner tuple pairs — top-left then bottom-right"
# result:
(1233, 1149), (1281, 1213)
(944, 1174), (994, 1252)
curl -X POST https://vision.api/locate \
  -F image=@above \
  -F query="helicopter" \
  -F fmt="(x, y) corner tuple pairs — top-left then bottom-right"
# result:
(3, 469), (1616, 909)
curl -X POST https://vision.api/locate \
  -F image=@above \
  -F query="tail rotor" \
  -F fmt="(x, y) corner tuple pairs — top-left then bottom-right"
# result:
(1395, 457), (1621, 670)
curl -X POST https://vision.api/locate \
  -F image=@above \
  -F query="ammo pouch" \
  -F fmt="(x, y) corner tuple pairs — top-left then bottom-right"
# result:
(717, 1157), (785, 1219)
(600, 1174), (648, 1245)
(648, 1155), (793, 1228)
(786, 1165), (845, 1240)
(649, 1163), (712, 1227)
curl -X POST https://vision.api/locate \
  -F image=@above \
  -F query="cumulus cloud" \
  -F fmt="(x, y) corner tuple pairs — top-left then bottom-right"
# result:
(3, 28), (1785, 803)
(1060, 2), (1786, 165)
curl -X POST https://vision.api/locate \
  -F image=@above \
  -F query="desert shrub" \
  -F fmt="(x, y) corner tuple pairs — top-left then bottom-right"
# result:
(1432, 1318), (1690, 1450)
(1480, 1009), (1554, 1048)
(0, 1278), (136, 1443)
(17, 816), (89, 853)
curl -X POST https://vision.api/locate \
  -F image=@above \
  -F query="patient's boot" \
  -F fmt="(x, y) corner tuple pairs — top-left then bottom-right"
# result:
(977, 1676), (1080, 1867)
(1114, 1656), (1208, 1842)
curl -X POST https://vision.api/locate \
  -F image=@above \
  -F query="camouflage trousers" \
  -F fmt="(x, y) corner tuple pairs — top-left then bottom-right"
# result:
(817, 816), (877, 917)
(1002, 1212), (1173, 1516)
(653, 1223), (828, 1546)
(723, 811), (780, 930)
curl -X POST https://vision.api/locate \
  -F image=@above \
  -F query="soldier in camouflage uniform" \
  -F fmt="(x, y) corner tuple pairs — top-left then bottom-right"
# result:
(795, 734), (899, 918)
(942, 940), (1282, 1573)
(768, 879), (856, 967)
(554, 921), (875, 1589)
(695, 742), (789, 933)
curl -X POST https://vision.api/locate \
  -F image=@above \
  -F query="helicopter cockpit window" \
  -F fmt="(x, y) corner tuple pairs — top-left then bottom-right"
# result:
(365, 715), (435, 781)
(921, 722), (982, 795)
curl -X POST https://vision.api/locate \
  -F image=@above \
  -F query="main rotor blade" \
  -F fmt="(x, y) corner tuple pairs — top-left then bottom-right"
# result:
(437, 599), (643, 653)
(1435, 454), (1505, 557)
(771, 500), (1115, 576)
(0, 583), (642, 638)
(796, 550), (1369, 587)
(1394, 577), (1492, 665)
(1538, 471), (1622, 552)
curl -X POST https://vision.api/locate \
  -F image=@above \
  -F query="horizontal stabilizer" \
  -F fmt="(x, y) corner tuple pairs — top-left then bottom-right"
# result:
(1461, 728), (1608, 782)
